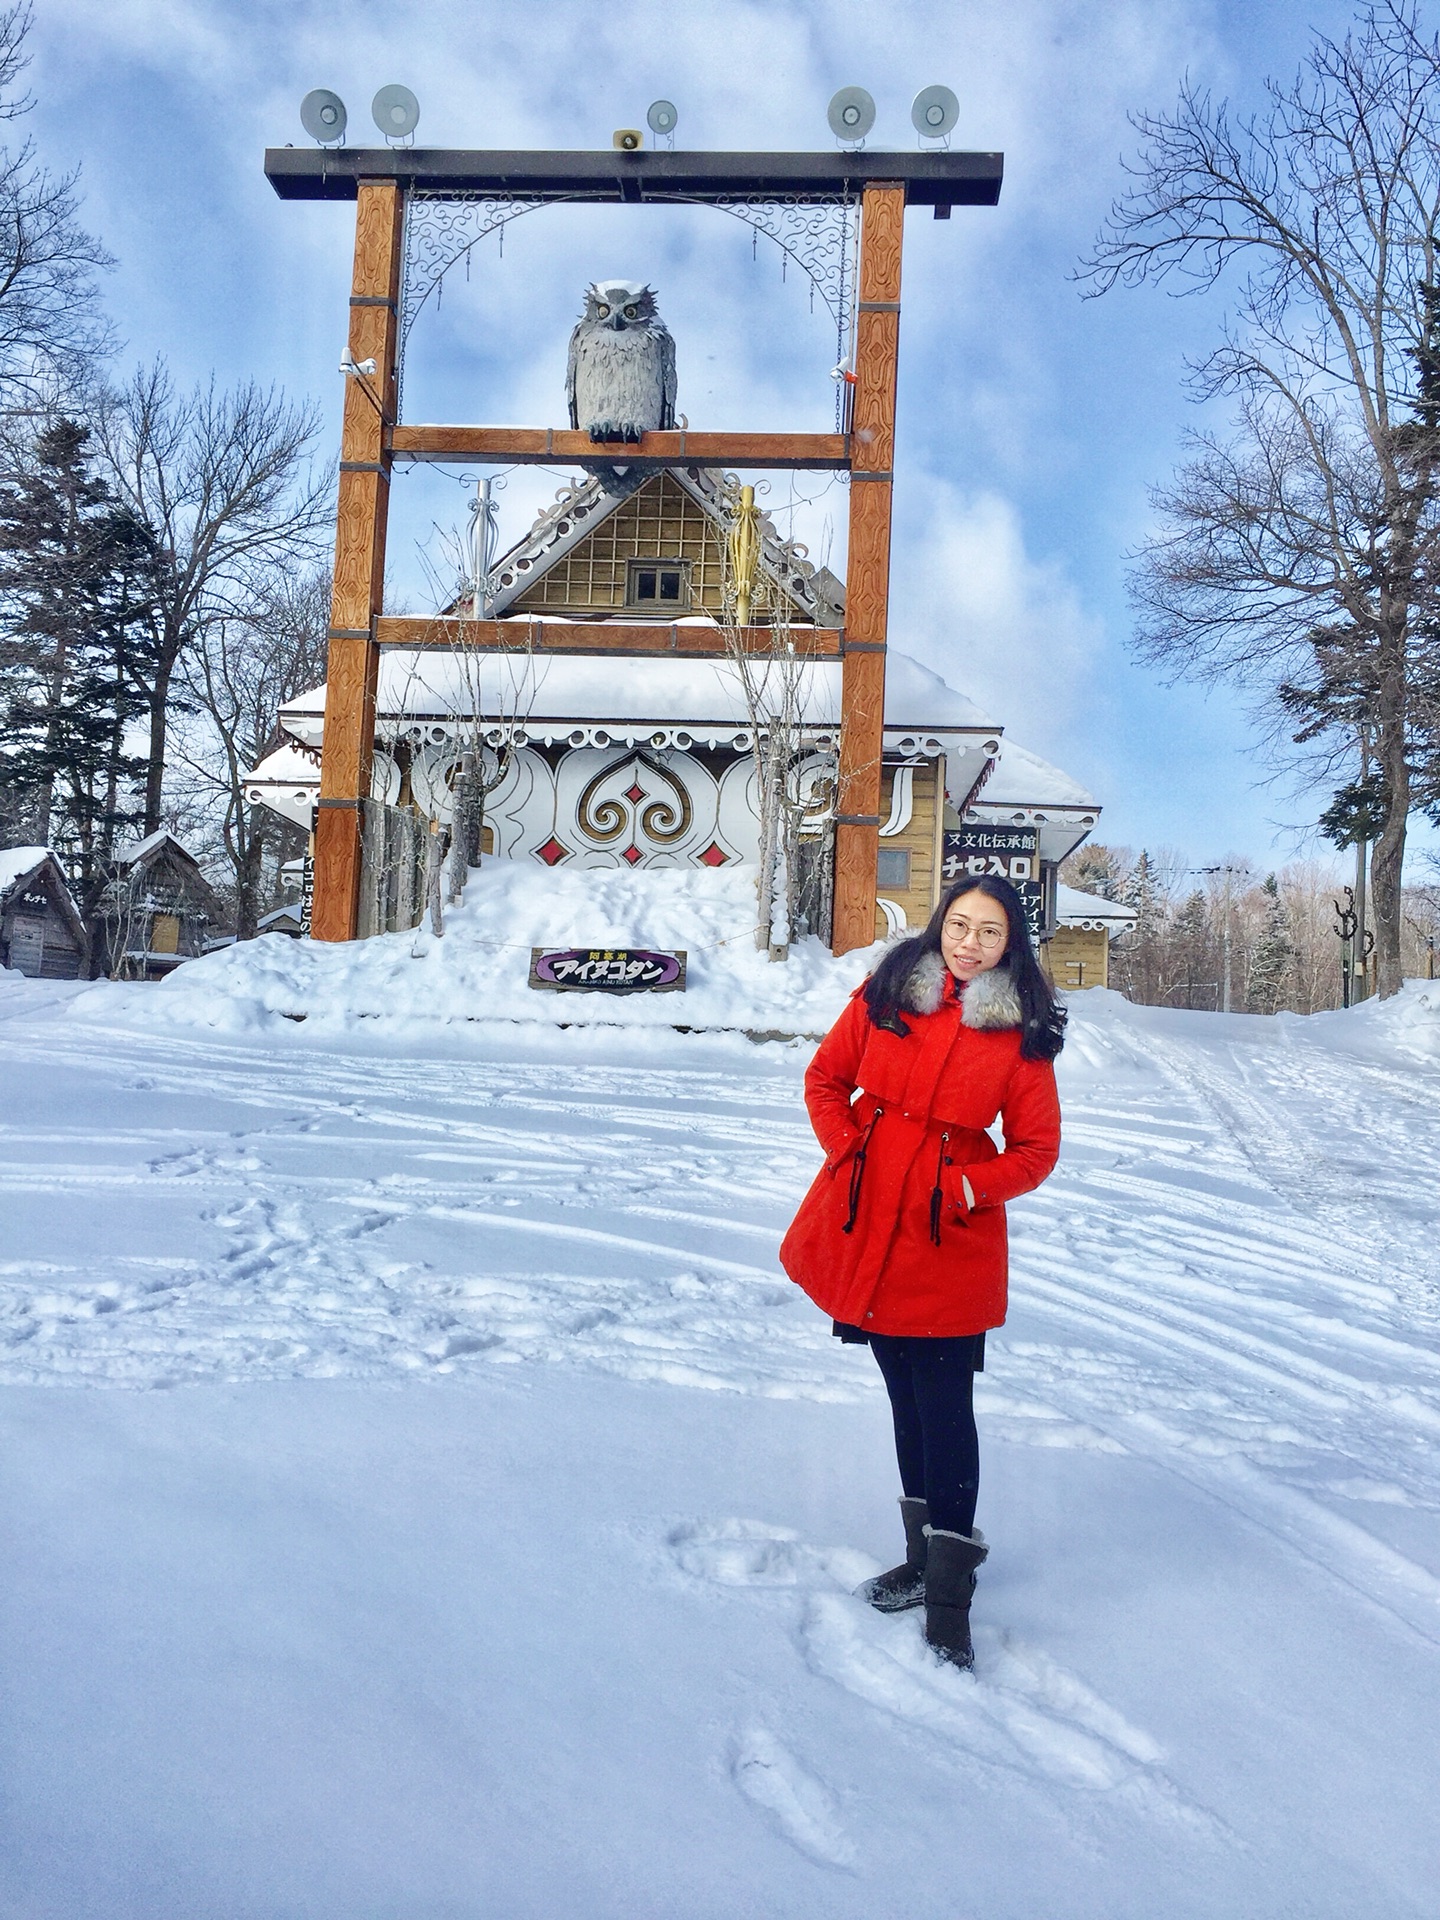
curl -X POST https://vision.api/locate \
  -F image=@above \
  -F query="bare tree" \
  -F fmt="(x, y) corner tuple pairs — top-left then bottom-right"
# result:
(0, 5), (113, 406)
(91, 362), (331, 833)
(1080, 1), (1440, 997)
(718, 481), (829, 960)
(172, 563), (330, 938)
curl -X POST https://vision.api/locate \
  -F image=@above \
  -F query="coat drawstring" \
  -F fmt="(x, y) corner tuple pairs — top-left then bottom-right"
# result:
(842, 1107), (883, 1235)
(929, 1130), (952, 1246)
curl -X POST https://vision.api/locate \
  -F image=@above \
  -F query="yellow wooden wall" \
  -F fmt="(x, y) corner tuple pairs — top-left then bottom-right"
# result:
(512, 472), (728, 616)
(1043, 925), (1109, 990)
(873, 757), (943, 939)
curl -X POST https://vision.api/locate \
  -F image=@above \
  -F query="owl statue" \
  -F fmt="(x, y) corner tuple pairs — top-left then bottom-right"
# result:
(566, 280), (677, 442)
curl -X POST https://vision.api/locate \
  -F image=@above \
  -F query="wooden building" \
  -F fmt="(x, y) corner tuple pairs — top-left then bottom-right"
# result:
(0, 848), (87, 979)
(246, 465), (1103, 943)
(1044, 884), (1139, 990)
(103, 832), (226, 980)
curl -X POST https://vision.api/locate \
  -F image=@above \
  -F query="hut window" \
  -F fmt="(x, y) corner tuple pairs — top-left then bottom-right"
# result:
(151, 913), (180, 955)
(876, 848), (911, 890)
(626, 559), (690, 610)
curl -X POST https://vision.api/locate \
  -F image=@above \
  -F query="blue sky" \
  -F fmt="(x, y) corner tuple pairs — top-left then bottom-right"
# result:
(25, 0), (1398, 870)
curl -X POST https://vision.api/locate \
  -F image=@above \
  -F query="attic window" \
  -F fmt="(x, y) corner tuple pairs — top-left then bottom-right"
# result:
(627, 558), (691, 610)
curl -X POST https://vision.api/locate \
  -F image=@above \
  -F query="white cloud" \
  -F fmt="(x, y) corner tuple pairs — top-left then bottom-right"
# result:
(889, 481), (1104, 755)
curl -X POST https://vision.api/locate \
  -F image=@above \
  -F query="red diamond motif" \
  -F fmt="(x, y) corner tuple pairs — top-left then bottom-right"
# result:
(699, 842), (729, 867)
(535, 836), (568, 867)
(624, 781), (646, 804)
(621, 844), (643, 866)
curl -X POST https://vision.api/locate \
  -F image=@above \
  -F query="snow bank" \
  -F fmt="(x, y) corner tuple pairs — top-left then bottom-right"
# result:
(70, 859), (882, 1037)
(1335, 977), (1440, 1059)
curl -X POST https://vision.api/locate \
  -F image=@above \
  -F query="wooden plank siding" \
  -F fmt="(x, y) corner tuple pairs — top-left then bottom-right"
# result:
(872, 757), (943, 939)
(1043, 925), (1110, 991)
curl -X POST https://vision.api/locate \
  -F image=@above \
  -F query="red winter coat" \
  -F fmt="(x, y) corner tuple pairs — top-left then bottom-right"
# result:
(780, 951), (1061, 1337)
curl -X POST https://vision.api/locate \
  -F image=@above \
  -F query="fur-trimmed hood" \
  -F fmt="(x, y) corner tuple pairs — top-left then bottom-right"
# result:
(899, 948), (1024, 1030)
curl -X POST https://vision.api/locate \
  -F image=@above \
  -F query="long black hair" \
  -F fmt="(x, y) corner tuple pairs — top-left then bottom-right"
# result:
(860, 874), (1067, 1061)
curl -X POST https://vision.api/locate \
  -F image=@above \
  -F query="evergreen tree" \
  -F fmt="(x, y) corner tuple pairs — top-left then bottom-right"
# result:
(0, 418), (165, 945)
(1119, 850), (1166, 1002)
(1171, 890), (1213, 1009)
(1248, 874), (1295, 1013)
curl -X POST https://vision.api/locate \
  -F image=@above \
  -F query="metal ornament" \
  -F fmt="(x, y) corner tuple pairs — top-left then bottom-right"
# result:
(397, 187), (859, 424)
(300, 89), (347, 145)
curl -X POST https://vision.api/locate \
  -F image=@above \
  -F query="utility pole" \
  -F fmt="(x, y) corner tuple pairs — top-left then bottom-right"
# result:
(1195, 863), (1240, 1012)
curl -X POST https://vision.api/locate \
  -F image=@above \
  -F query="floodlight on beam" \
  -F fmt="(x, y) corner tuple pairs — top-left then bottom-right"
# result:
(300, 88), (347, 146)
(647, 99), (678, 145)
(372, 84), (420, 144)
(827, 86), (875, 147)
(911, 85), (959, 143)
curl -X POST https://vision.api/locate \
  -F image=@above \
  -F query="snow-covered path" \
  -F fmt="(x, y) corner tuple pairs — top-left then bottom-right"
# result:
(2, 976), (1438, 1916)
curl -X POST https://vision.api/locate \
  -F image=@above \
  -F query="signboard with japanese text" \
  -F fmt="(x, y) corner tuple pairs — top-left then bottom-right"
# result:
(529, 947), (688, 993)
(941, 825), (1043, 942)
(300, 855), (314, 937)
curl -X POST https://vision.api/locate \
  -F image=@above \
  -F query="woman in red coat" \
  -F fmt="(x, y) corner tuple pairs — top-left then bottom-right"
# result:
(780, 875), (1065, 1669)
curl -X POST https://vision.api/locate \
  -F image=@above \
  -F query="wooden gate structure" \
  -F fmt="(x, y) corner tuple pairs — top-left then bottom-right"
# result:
(264, 145), (1002, 952)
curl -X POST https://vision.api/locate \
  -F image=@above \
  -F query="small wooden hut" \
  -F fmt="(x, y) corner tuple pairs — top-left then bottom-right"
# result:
(0, 848), (87, 979)
(105, 832), (226, 980)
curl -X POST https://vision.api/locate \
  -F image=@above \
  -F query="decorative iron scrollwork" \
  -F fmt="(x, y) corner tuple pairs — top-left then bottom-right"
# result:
(396, 187), (859, 421)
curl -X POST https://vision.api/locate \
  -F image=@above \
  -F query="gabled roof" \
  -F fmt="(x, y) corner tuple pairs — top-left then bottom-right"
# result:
(0, 846), (52, 895)
(0, 847), (88, 951)
(114, 830), (204, 873)
(486, 466), (845, 626)
(1057, 884), (1138, 932)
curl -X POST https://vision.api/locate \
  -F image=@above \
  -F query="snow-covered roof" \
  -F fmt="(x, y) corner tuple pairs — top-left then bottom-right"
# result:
(1057, 884), (1138, 931)
(0, 846), (51, 894)
(278, 647), (1001, 751)
(971, 738), (1098, 813)
(113, 829), (192, 869)
(961, 738), (1099, 867)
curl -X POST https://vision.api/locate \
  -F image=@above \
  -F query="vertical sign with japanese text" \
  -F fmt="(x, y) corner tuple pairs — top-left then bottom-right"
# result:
(941, 825), (1043, 943)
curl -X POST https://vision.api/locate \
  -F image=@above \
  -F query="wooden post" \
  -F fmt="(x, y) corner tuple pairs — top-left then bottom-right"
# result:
(833, 182), (904, 954)
(311, 177), (404, 942)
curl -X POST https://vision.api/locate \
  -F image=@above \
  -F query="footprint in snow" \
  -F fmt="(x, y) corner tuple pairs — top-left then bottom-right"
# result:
(802, 1594), (1217, 1831)
(729, 1727), (855, 1870)
(667, 1517), (872, 1592)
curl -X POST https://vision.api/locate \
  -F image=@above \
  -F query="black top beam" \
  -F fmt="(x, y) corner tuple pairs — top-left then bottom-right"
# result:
(263, 146), (1002, 208)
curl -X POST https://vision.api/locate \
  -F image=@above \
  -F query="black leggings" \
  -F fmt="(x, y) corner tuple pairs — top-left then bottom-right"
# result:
(869, 1334), (981, 1537)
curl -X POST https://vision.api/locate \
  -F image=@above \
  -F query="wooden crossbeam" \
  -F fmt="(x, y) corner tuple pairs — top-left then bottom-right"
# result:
(265, 147), (1003, 209)
(388, 426), (850, 470)
(375, 617), (843, 658)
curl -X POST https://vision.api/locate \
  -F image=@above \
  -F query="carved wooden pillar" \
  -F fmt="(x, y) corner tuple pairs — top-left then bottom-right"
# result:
(833, 181), (904, 955)
(311, 178), (404, 942)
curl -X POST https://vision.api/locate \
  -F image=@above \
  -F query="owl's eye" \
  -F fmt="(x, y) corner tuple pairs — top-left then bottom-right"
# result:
(597, 303), (610, 318)
(623, 304), (638, 319)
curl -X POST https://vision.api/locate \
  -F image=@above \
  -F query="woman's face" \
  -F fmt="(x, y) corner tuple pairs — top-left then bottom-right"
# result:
(939, 889), (1010, 982)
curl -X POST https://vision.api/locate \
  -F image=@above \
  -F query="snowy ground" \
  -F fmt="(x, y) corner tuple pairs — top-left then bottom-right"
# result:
(2, 957), (1440, 1917)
